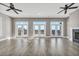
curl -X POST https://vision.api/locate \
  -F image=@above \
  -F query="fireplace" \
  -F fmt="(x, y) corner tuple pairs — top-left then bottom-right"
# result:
(73, 29), (79, 43)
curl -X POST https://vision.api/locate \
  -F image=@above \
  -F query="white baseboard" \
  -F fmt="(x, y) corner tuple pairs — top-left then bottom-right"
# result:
(0, 38), (7, 41)
(0, 36), (68, 41)
(14, 36), (68, 38)
(0, 37), (12, 41)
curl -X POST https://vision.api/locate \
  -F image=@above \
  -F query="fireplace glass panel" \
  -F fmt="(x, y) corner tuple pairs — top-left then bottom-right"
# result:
(75, 32), (79, 39)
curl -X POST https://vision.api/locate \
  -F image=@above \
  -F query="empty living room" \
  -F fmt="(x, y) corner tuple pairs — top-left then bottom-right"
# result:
(0, 0), (79, 57)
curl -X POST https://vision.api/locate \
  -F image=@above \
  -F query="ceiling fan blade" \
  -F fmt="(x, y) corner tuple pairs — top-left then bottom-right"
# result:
(69, 6), (78, 9)
(64, 10), (67, 14)
(6, 9), (11, 11)
(13, 9), (19, 14)
(15, 9), (22, 12)
(68, 3), (75, 8)
(60, 7), (65, 9)
(0, 3), (9, 8)
(57, 10), (64, 14)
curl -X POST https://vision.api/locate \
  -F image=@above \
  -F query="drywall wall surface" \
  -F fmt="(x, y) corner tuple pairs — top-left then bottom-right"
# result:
(0, 13), (12, 39)
(67, 9), (79, 41)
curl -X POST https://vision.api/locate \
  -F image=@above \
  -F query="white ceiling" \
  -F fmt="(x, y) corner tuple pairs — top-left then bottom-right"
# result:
(0, 3), (79, 18)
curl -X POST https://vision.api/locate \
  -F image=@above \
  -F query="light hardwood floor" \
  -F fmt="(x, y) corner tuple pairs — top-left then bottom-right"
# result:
(0, 37), (79, 56)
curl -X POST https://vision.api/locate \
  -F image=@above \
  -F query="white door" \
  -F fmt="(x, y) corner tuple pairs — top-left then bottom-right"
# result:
(39, 24), (46, 36)
(33, 25), (39, 36)
(15, 21), (28, 37)
(50, 21), (63, 37)
(33, 21), (46, 37)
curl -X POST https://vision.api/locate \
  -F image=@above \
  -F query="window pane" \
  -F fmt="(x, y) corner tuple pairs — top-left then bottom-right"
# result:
(40, 30), (44, 34)
(33, 21), (46, 24)
(57, 25), (60, 30)
(40, 25), (45, 30)
(35, 30), (39, 34)
(23, 25), (28, 29)
(24, 30), (27, 35)
(17, 25), (22, 28)
(18, 28), (22, 35)
(34, 25), (39, 30)
(52, 30), (55, 35)
(57, 30), (61, 35)
(16, 21), (28, 25)
(51, 25), (55, 30)
(51, 22), (62, 25)
(23, 25), (27, 35)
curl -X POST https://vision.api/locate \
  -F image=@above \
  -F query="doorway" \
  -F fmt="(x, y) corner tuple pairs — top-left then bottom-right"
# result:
(15, 21), (28, 37)
(33, 21), (46, 37)
(50, 21), (63, 37)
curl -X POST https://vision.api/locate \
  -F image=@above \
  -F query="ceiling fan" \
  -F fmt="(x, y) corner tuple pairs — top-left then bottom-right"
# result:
(57, 3), (78, 14)
(0, 3), (22, 14)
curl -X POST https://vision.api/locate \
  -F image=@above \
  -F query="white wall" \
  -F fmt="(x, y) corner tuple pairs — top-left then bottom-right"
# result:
(0, 17), (2, 38)
(67, 9), (79, 41)
(0, 13), (12, 40)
